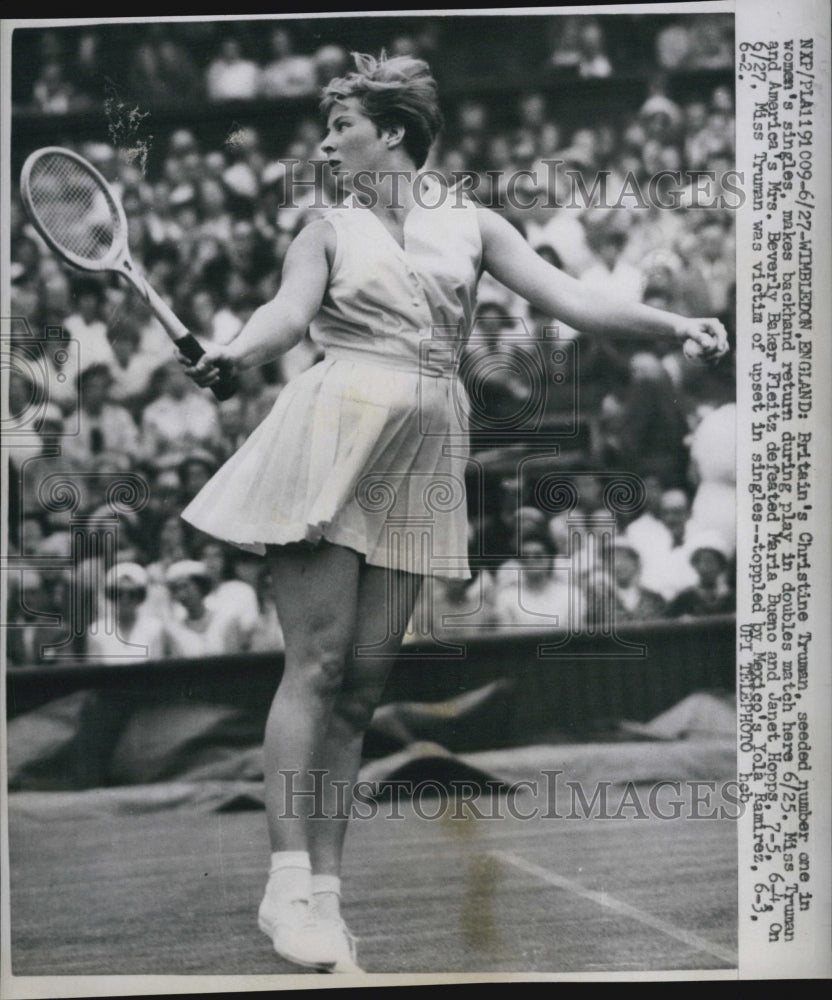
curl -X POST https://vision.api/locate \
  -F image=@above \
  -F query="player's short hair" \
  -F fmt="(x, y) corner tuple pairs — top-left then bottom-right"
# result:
(320, 51), (443, 169)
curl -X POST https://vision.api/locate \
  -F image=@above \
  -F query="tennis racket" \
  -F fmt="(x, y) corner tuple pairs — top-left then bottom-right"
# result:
(19, 146), (237, 401)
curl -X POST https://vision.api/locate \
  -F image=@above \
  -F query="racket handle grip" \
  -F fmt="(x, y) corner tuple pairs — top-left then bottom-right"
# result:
(174, 334), (238, 401)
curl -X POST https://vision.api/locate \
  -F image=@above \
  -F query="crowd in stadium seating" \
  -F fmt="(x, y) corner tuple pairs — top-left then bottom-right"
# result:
(17, 16), (735, 112)
(8, 16), (737, 667)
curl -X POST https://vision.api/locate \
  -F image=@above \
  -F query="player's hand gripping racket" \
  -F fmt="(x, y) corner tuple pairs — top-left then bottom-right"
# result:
(20, 146), (237, 401)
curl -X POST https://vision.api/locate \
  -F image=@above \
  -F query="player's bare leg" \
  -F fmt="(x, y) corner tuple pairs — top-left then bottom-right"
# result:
(309, 564), (421, 879)
(258, 541), (361, 969)
(306, 563), (421, 972)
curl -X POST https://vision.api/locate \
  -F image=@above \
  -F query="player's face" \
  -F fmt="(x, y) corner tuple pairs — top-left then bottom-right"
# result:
(321, 97), (390, 186)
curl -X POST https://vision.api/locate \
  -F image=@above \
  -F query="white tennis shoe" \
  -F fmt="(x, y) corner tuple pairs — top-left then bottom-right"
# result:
(314, 916), (363, 974)
(258, 898), (337, 971)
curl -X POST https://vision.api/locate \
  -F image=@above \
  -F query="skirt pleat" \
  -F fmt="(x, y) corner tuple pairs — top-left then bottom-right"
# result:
(181, 357), (470, 579)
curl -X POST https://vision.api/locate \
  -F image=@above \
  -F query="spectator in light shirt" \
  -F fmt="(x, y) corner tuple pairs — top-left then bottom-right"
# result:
(630, 488), (699, 602)
(62, 277), (112, 374)
(140, 361), (222, 463)
(493, 532), (582, 633)
(163, 560), (250, 658)
(259, 27), (317, 97)
(205, 37), (259, 101)
(61, 364), (142, 469)
(86, 562), (169, 664)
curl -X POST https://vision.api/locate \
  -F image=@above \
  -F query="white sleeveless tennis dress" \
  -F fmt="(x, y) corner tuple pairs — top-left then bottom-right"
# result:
(181, 180), (482, 579)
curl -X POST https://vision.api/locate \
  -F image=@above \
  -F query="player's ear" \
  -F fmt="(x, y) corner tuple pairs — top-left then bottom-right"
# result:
(383, 123), (406, 151)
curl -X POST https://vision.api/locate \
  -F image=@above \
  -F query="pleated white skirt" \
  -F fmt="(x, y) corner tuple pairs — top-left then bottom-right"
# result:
(181, 357), (471, 579)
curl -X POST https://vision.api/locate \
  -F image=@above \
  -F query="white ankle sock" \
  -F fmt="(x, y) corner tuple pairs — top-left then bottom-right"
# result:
(311, 874), (342, 920)
(264, 851), (312, 909)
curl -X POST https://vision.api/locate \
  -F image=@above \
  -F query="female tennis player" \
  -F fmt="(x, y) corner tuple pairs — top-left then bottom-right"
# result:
(179, 52), (728, 973)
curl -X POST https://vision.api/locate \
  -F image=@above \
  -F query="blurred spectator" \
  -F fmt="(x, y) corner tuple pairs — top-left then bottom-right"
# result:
(684, 219), (735, 318)
(40, 268), (73, 330)
(6, 571), (48, 667)
(622, 474), (665, 549)
(313, 44), (349, 88)
(12, 398), (76, 527)
(249, 561), (285, 652)
(72, 30), (103, 103)
(656, 20), (693, 71)
(61, 364), (142, 469)
(164, 559), (252, 656)
(140, 361), (223, 463)
(425, 570), (499, 642)
(105, 316), (164, 416)
(129, 43), (178, 104)
(17, 515), (47, 559)
(686, 103), (734, 171)
(195, 538), (260, 650)
(667, 533), (734, 617)
(632, 488), (699, 602)
(63, 277), (112, 373)
(188, 285), (243, 347)
(6, 364), (42, 439)
(686, 401), (736, 558)
(178, 450), (220, 504)
(145, 196), (182, 258)
(609, 541), (666, 623)
(638, 94), (683, 147)
(259, 26), (317, 97)
(547, 16), (583, 73)
(144, 511), (191, 615)
(85, 562), (169, 663)
(518, 92), (547, 131)
(637, 248), (706, 316)
(134, 466), (184, 557)
(32, 59), (76, 113)
(522, 162), (595, 276)
(460, 302), (531, 428)
(205, 37), (259, 101)
(659, 488), (690, 550)
(484, 479), (545, 563)
(580, 222), (643, 302)
(610, 353), (690, 488)
(215, 397), (248, 461)
(160, 35), (205, 97)
(127, 31), (203, 106)
(11, 230), (42, 287)
(458, 100), (488, 136)
(388, 34), (418, 58)
(687, 18), (733, 69)
(196, 177), (234, 243)
(6, 567), (80, 666)
(493, 531), (581, 631)
(576, 19), (612, 78)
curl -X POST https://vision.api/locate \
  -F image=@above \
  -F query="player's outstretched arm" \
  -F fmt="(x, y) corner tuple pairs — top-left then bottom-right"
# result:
(478, 207), (729, 362)
(181, 219), (333, 386)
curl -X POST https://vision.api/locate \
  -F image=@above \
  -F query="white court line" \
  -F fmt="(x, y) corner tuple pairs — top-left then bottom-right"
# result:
(490, 850), (738, 968)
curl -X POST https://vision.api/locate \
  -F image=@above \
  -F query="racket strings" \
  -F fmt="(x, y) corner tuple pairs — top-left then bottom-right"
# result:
(28, 154), (120, 262)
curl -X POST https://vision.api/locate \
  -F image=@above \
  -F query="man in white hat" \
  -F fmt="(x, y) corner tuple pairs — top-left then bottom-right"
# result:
(163, 560), (248, 659)
(86, 562), (167, 664)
